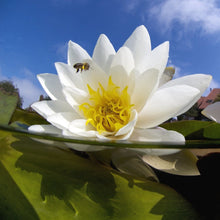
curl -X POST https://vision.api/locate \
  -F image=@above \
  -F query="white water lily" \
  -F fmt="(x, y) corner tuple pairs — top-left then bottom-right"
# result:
(202, 102), (220, 123)
(29, 25), (211, 175)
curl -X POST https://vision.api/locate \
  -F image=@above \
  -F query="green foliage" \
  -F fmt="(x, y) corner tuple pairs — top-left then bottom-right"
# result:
(0, 80), (23, 108)
(0, 90), (47, 126)
(214, 93), (220, 103)
(10, 108), (48, 126)
(0, 130), (199, 219)
(0, 90), (18, 125)
(161, 120), (220, 140)
(177, 103), (202, 120)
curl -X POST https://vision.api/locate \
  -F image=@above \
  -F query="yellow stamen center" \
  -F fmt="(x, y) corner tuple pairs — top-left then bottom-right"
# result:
(79, 76), (134, 134)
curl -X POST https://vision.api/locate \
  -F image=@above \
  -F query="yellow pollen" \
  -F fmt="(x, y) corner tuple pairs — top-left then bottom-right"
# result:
(79, 76), (134, 134)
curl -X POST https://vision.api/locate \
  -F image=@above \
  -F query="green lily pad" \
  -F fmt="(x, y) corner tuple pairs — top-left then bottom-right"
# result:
(161, 120), (220, 140)
(0, 129), (199, 219)
(10, 108), (48, 126)
(0, 90), (18, 125)
(203, 122), (220, 139)
(161, 120), (210, 137)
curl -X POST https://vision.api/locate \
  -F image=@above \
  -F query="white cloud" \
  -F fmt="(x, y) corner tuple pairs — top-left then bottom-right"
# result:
(123, 0), (141, 13)
(149, 0), (220, 34)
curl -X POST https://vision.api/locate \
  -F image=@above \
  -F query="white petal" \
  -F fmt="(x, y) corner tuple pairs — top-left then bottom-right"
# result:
(55, 62), (85, 90)
(160, 74), (212, 115)
(128, 127), (183, 156)
(37, 73), (65, 101)
(202, 102), (220, 122)
(47, 112), (80, 130)
(62, 86), (88, 106)
(110, 46), (134, 76)
(142, 150), (200, 176)
(92, 34), (116, 73)
(127, 68), (136, 95)
(123, 25), (151, 67)
(138, 41), (169, 77)
(137, 85), (200, 128)
(81, 60), (109, 91)
(130, 127), (185, 143)
(159, 67), (175, 87)
(161, 74), (212, 91)
(28, 124), (62, 135)
(112, 149), (159, 181)
(109, 47), (135, 91)
(131, 68), (159, 112)
(109, 65), (129, 91)
(68, 40), (91, 66)
(68, 119), (97, 137)
(31, 100), (74, 119)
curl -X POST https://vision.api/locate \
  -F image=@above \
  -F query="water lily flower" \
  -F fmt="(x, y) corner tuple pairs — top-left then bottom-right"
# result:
(29, 25), (212, 176)
(202, 102), (220, 123)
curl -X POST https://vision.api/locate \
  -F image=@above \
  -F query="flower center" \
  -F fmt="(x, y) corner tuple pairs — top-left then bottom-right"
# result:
(79, 76), (134, 134)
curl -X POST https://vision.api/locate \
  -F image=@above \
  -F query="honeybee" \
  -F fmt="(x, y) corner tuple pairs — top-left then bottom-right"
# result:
(73, 62), (90, 73)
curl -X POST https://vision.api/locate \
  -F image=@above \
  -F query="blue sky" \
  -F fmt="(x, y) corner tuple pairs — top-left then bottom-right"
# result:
(1, 0), (220, 107)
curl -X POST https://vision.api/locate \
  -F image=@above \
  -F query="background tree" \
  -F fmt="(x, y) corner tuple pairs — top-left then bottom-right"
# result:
(39, 94), (51, 101)
(177, 103), (202, 120)
(0, 80), (23, 108)
(214, 92), (220, 103)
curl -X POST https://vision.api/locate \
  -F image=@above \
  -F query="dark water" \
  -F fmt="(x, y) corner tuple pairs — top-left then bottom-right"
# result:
(156, 153), (220, 220)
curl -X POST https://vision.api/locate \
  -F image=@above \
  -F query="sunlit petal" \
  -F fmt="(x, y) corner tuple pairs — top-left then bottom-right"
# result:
(81, 60), (109, 91)
(92, 34), (115, 73)
(68, 119), (98, 137)
(138, 41), (169, 77)
(110, 46), (134, 76)
(55, 62), (86, 90)
(62, 86), (88, 106)
(37, 73), (65, 101)
(137, 85), (200, 128)
(47, 112), (80, 130)
(131, 68), (159, 112)
(68, 40), (91, 66)
(130, 127), (185, 144)
(123, 25), (151, 67)
(161, 74), (212, 116)
(31, 100), (74, 119)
